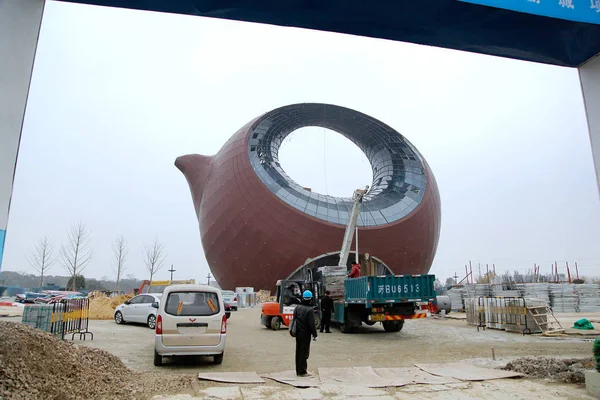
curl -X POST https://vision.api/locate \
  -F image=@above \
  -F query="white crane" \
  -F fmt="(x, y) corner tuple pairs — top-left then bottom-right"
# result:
(337, 186), (369, 268)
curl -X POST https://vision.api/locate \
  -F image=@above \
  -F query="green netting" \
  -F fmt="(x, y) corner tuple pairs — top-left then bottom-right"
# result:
(573, 318), (594, 330)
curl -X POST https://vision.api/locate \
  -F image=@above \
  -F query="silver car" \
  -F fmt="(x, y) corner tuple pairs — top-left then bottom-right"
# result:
(220, 290), (238, 311)
(114, 293), (162, 329)
(154, 284), (227, 366)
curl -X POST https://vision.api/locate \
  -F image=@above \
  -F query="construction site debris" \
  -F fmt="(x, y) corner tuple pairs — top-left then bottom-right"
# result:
(257, 290), (275, 303)
(321, 266), (347, 298)
(501, 357), (594, 384)
(88, 294), (133, 320)
(0, 321), (190, 400)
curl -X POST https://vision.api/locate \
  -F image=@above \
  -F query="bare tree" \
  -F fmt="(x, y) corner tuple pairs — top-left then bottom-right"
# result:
(60, 221), (94, 291)
(112, 235), (128, 292)
(143, 238), (165, 285)
(27, 236), (54, 287)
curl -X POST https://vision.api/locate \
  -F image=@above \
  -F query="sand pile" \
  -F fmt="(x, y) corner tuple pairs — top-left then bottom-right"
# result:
(502, 357), (594, 384)
(0, 322), (190, 400)
(89, 294), (133, 320)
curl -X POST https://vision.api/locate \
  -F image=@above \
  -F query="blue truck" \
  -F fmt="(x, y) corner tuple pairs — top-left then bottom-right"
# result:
(325, 274), (437, 333)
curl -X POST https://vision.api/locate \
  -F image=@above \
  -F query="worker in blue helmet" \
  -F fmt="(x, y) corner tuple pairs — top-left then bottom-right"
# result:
(292, 289), (318, 376)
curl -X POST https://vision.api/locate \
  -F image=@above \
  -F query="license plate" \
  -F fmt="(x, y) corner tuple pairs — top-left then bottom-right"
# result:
(371, 314), (385, 322)
(179, 326), (206, 334)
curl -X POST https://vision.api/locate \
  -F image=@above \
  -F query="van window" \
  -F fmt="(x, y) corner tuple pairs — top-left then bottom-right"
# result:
(165, 291), (220, 316)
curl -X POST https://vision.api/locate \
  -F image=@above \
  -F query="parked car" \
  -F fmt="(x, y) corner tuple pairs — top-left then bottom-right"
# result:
(114, 293), (162, 329)
(220, 290), (238, 311)
(154, 284), (227, 366)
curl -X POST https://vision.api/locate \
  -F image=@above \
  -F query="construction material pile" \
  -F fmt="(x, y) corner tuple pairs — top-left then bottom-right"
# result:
(517, 283), (551, 305)
(576, 284), (600, 312)
(491, 285), (520, 297)
(88, 294), (133, 320)
(322, 266), (347, 298)
(464, 284), (491, 298)
(502, 357), (593, 384)
(447, 288), (465, 311)
(549, 284), (577, 313)
(257, 290), (276, 303)
(0, 322), (190, 400)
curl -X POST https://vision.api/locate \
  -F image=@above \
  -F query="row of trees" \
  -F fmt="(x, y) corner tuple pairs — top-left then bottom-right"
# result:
(0, 270), (144, 293)
(27, 221), (167, 291)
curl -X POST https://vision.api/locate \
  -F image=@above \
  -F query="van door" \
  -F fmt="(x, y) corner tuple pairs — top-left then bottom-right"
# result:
(123, 295), (144, 322)
(161, 291), (223, 347)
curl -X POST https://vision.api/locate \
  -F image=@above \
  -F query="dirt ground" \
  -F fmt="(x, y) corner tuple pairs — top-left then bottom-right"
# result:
(76, 307), (594, 374)
(3, 307), (599, 399)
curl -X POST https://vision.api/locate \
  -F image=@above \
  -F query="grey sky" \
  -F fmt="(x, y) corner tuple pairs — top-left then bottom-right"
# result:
(2, 1), (600, 286)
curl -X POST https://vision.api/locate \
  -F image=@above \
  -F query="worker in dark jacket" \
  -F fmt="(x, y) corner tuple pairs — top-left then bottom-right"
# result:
(320, 290), (333, 333)
(348, 263), (361, 278)
(283, 284), (301, 306)
(293, 290), (318, 376)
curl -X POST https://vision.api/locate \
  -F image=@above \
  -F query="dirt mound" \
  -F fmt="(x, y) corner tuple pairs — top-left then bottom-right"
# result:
(0, 321), (189, 399)
(89, 294), (133, 320)
(502, 357), (594, 384)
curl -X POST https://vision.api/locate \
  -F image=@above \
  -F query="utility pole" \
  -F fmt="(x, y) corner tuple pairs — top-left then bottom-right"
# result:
(168, 265), (176, 282)
(207, 273), (211, 285)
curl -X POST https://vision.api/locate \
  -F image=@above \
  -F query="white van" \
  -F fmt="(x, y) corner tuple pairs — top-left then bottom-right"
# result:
(154, 284), (227, 366)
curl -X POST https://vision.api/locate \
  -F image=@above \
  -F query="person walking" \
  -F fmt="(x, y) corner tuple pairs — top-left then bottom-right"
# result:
(320, 290), (333, 333)
(293, 290), (318, 376)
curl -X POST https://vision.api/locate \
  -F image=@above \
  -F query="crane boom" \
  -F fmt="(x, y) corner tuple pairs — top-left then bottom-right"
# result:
(338, 186), (369, 267)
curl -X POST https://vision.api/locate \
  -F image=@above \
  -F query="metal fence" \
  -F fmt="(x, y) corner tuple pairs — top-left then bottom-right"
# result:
(465, 296), (535, 334)
(237, 293), (258, 308)
(22, 298), (93, 340)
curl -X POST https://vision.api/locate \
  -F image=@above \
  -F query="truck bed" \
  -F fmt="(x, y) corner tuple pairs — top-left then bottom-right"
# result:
(344, 275), (436, 305)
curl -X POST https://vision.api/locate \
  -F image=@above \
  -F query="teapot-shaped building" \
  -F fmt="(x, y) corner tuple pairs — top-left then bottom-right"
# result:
(176, 103), (441, 291)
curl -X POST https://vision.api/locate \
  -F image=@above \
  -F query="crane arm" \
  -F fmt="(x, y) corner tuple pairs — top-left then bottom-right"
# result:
(338, 186), (369, 268)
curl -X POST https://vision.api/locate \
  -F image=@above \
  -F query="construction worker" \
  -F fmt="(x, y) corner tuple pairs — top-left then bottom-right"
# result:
(348, 263), (361, 278)
(292, 290), (318, 376)
(320, 290), (333, 333)
(283, 284), (301, 306)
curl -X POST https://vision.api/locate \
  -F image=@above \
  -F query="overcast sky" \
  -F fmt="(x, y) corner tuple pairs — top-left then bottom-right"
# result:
(2, 1), (600, 286)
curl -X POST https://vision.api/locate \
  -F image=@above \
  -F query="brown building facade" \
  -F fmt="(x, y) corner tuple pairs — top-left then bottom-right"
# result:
(176, 103), (441, 291)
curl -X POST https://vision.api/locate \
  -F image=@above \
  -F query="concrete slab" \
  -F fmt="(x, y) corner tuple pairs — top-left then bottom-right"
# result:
(318, 366), (389, 387)
(585, 370), (600, 398)
(339, 397), (395, 400)
(198, 386), (242, 400)
(239, 386), (282, 400)
(375, 367), (460, 385)
(415, 363), (523, 381)
(151, 395), (196, 400)
(277, 388), (323, 400)
(319, 385), (389, 397)
(262, 370), (321, 387)
(198, 371), (265, 384)
(396, 383), (470, 394)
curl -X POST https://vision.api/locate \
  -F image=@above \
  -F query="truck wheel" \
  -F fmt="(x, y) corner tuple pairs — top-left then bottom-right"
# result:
(270, 317), (281, 330)
(395, 320), (405, 332)
(265, 317), (272, 328)
(314, 315), (321, 330)
(339, 323), (350, 334)
(382, 321), (396, 332)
